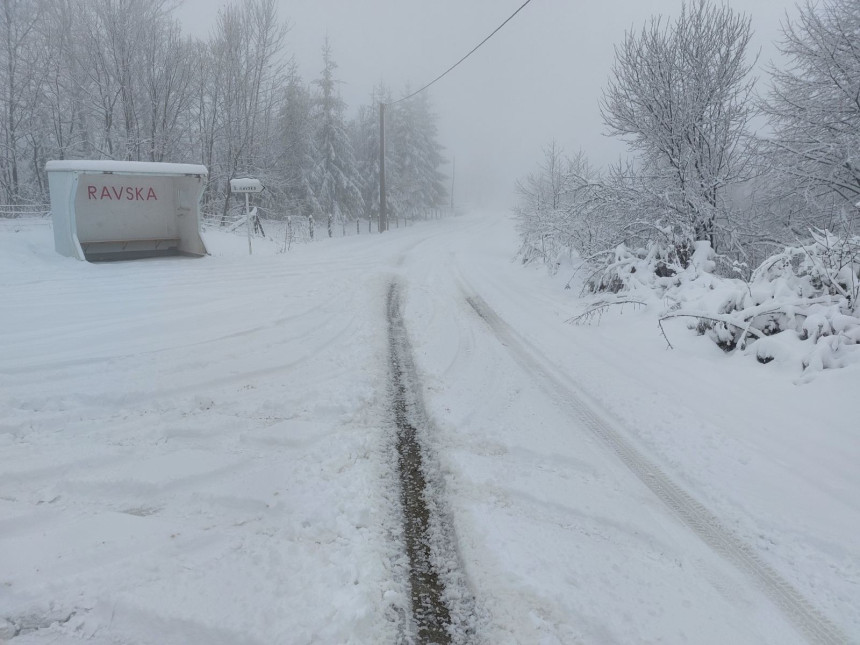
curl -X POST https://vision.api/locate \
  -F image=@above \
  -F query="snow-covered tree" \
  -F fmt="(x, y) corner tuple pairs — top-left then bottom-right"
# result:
(140, 16), (196, 163)
(516, 142), (587, 265)
(207, 0), (288, 223)
(350, 83), (390, 227)
(515, 143), (632, 270)
(278, 62), (318, 231)
(36, 0), (86, 165)
(763, 0), (860, 231)
(0, 0), (47, 202)
(310, 38), (361, 237)
(75, 0), (180, 161)
(188, 38), (220, 210)
(387, 91), (446, 221)
(601, 0), (757, 249)
(0, 0), (455, 238)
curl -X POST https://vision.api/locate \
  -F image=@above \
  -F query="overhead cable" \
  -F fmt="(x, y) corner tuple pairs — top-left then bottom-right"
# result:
(389, 0), (535, 105)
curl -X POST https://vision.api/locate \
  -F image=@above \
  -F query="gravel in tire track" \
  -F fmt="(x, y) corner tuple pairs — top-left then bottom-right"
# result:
(387, 282), (475, 644)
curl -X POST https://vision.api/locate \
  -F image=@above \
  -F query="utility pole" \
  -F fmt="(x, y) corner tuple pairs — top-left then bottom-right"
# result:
(450, 155), (455, 214)
(379, 102), (387, 233)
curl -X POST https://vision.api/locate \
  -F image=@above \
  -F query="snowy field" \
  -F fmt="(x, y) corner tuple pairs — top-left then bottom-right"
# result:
(0, 213), (857, 644)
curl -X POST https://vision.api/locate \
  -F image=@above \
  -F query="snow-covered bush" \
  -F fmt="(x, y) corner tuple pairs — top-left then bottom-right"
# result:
(753, 230), (860, 306)
(672, 230), (860, 373)
(585, 232), (715, 297)
(574, 227), (860, 375)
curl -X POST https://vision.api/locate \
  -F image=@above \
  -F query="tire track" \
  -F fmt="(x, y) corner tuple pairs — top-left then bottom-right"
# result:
(463, 292), (847, 645)
(387, 281), (475, 644)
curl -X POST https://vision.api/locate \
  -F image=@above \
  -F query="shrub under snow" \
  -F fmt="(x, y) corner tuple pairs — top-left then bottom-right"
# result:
(578, 230), (860, 376)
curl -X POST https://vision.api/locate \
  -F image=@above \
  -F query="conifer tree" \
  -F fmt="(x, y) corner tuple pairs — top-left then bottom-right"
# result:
(280, 62), (318, 233)
(310, 38), (361, 237)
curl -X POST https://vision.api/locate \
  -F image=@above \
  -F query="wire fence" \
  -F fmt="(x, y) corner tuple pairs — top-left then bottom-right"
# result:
(202, 206), (455, 251)
(0, 204), (51, 218)
(2, 201), (454, 249)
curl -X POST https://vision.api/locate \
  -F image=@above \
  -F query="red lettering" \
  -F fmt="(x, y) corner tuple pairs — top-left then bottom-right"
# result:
(86, 184), (158, 200)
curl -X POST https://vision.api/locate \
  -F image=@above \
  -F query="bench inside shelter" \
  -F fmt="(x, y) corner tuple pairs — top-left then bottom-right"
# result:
(79, 237), (183, 261)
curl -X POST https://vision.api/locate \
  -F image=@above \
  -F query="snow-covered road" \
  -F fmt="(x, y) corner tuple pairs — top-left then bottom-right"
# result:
(1, 213), (857, 643)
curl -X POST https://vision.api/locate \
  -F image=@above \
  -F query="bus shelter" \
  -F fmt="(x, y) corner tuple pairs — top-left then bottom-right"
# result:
(47, 160), (208, 261)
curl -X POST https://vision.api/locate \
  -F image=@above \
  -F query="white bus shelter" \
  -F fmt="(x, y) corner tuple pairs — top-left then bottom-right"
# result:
(47, 160), (208, 261)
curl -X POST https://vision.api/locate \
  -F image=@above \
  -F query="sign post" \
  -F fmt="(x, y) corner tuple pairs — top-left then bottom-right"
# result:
(230, 178), (263, 255)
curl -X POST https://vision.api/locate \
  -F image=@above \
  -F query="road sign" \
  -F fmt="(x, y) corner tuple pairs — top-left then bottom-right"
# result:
(230, 178), (263, 193)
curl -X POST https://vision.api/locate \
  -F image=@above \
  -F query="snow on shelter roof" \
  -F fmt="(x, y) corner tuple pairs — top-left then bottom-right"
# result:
(45, 160), (207, 176)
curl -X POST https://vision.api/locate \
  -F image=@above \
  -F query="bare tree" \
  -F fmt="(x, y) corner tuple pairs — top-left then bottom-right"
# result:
(0, 0), (45, 202)
(141, 16), (195, 162)
(189, 39), (220, 211)
(208, 0), (288, 224)
(515, 143), (618, 268)
(763, 0), (860, 229)
(74, 0), (177, 161)
(601, 0), (757, 249)
(38, 0), (83, 162)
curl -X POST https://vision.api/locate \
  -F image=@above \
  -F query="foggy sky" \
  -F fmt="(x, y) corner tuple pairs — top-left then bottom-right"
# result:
(175, 0), (799, 210)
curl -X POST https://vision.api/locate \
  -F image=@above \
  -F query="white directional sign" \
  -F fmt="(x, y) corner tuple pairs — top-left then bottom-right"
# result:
(230, 178), (263, 193)
(230, 177), (263, 255)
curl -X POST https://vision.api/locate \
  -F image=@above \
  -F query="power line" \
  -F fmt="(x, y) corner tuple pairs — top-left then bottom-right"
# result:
(379, 1), (534, 232)
(389, 0), (535, 105)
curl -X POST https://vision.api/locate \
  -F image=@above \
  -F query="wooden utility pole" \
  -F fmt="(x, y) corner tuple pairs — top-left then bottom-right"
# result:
(379, 102), (387, 233)
(450, 155), (455, 214)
